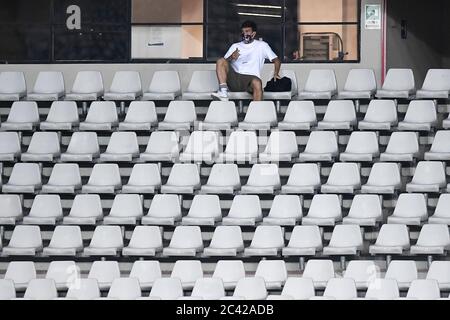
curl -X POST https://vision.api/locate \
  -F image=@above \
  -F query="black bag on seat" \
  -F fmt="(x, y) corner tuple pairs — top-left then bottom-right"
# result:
(264, 77), (292, 92)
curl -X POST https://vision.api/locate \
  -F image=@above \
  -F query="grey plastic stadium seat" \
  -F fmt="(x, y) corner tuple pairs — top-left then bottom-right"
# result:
(398, 100), (437, 131)
(275, 278), (315, 300)
(63, 194), (103, 225)
(61, 132), (100, 162)
(40, 101), (79, 130)
(198, 101), (238, 130)
(23, 279), (58, 300)
(87, 261), (120, 290)
(118, 101), (158, 131)
(23, 194), (63, 225)
(27, 71), (65, 101)
(317, 100), (357, 130)
(179, 131), (220, 162)
(162, 226), (203, 257)
(321, 162), (361, 194)
(182, 195), (222, 226)
(217, 131), (258, 163)
(281, 163), (321, 194)
(358, 99), (398, 130)
(161, 163), (200, 194)
(122, 163), (161, 194)
(122, 226), (163, 257)
(84, 226), (123, 256)
(384, 260), (418, 290)
(255, 260), (287, 290)
(0, 195), (22, 225)
(245, 226), (284, 257)
(241, 163), (281, 194)
(338, 69), (377, 99)
(203, 226), (244, 257)
(42, 163), (82, 194)
(1, 101), (39, 131)
(0, 71), (26, 101)
(158, 101), (197, 130)
(142, 70), (181, 101)
(66, 279), (101, 300)
(319, 278), (358, 300)
(129, 261), (162, 290)
(79, 101), (118, 131)
(43, 226), (83, 256)
(191, 278), (226, 300)
(344, 260), (380, 289)
(238, 101), (277, 130)
(200, 163), (241, 194)
(170, 260), (204, 290)
(100, 132), (139, 162)
(82, 163), (121, 194)
(3, 225), (42, 256)
(342, 194), (382, 226)
(149, 278), (183, 300)
(376, 68), (415, 99)
(141, 194), (181, 226)
(263, 69), (298, 100)
(426, 261), (450, 290)
(182, 70), (219, 100)
(302, 260), (335, 289)
(45, 261), (80, 291)
(406, 279), (441, 300)
(263, 195), (302, 226)
(139, 131), (179, 162)
(21, 132), (60, 162)
(222, 195), (262, 226)
(103, 194), (143, 225)
(0, 132), (21, 162)
(410, 224), (450, 255)
(103, 71), (142, 100)
(65, 71), (104, 101)
(425, 131), (450, 161)
(4, 261), (36, 291)
(297, 69), (337, 100)
(298, 131), (338, 162)
(302, 194), (342, 226)
(416, 69), (450, 99)
(365, 279), (399, 300)
(233, 277), (267, 300)
(322, 224), (363, 256)
(361, 162), (402, 194)
(282, 225), (322, 256)
(0, 280), (16, 300)
(406, 161), (446, 193)
(2, 163), (41, 194)
(387, 193), (428, 225)
(380, 132), (419, 162)
(369, 224), (410, 255)
(213, 260), (246, 290)
(278, 101), (317, 130)
(108, 278), (142, 300)
(340, 131), (379, 162)
(259, 131), (299, 162)
(429, 194), (450, 225)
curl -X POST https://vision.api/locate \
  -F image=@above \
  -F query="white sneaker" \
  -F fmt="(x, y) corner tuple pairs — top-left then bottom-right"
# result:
(211, 90), (229, 101)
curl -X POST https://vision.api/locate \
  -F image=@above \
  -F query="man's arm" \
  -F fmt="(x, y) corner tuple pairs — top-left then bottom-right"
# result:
(271, 57), (281, 80)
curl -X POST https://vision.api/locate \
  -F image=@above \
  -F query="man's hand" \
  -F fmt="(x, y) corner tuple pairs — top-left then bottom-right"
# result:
(230, 48), (240, 61)
(274, 74), (281, 82)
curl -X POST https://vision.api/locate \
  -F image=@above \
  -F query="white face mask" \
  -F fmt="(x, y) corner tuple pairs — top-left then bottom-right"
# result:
(241, 33), (255, 44)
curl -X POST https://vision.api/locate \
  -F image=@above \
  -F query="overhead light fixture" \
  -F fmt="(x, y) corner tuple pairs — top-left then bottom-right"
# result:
(237, 12), (281, 18)
(235, 4), (282, 9)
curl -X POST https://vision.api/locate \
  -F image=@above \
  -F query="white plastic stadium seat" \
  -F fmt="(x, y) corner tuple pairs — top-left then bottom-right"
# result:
(63, 194), (103, 225)
(198, 101), (238, 130)
(217, 131), (258, 163)
(79, 101), (118, 131)
(358, 100), (398, 130)
(179, 131), (220, 162)
(369, 224), (410, 255)
(0, 195), (23, 225)
(255, 260), (288, 290)
(302, 260), (335, 289)
(170, 260), (204, 290)
(27, 71), (65, 101)
(83, 226), (123, 256)
(428, 194), (450, 225)
(160, 163), (200, 194)
(181, 195), (222, 226)
(103, 194), (143, 225)
(338, 69), (377, 99)
(0, 71), (26, 101)
(376, 68), (415, 99)
(99, 132), (140, 162)
(406, 279), (441, 300)
(410, 224), (450, 255)
(361, 162), (402, 194)
(40, 101), (80, 130)
(398, 100), (437, 131)
(0, 132), (21, 161)
(87, 261), (120, 290)
(213, 260), (246, 290)
(241, 163), (281, 194)
(340, 131), (379, 162)
(158, 101), (197, 130)
(302, 194), (342, 226)
(203, 226), (244, 257)
(23, 279), (58, 300)
(297, 69), (337, 100)
(222, 195), (262, 226)
(122, 226), (163, 257)
(139, 131), (179, 162)
(2, 163), (41, 194)
(81, 164), (122, 194)
(42, 163), (82, 194)
(65, 71), (104, 101)
(182, 70), (219, 100)
(263, 195), (302, 226)
(426, 261), (450, 290)
(380, 132), (419, 162)
(43, 226), (83, 256)
(107, 278), (141, 300)
(281, 163), (321, 194)
(384, 260), (418, 290)
(148, 278), (183, 300)
(365, 279), (399, 300)
(238, 101), (277, 130)
(4, 261), (36, 291)
(122, 163), (161, 194)
(191, 278), (225, 300)
(278, 101), (317, 130)
(141, 194), (181, 226)
(425, 131), (450, 161)
(342, 194), (383, 226)
(317, 100), (357, 130)
(321, 162), (361, 194)
(259, 131), (299, 162)
(61, 132), (100, 162)
(233, 277), (267, 300)
(119, 101), (158, 131)
(103, 71), (142, 101)
(416, 69), (450, 99)
(322, 224), (363, 256)
(3, 225), (43, 256)
(129, 261), (162, 290)
(406, 161), (446, 193)
(244, 226), (285, 256)
(21, 131), (60, 162)
(298, 131), (338, 162)
(387, 193), (428, 225)
(200, 164), (241, 194)
(1, 101), (39, 131)
(343, 260), (380, 289)
(65, 279), (101, 300)
(142, 70), (181, 101)
(282, 225), (322, 256)
(23, 194), (63, 225)
(162, 226), (203, 257)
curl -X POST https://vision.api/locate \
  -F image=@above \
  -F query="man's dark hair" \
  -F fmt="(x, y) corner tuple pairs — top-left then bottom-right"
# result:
(241, 20), (257, 32)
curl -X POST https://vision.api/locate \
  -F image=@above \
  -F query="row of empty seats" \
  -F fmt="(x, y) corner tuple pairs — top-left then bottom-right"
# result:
(1, 68), (450, 102)
(1, 259), (449, 299)
(1, 99), (449, 132)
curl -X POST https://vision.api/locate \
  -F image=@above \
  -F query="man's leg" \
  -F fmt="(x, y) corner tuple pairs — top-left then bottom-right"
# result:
(216, 58), (229, 84)
(251, 78), (263, 101)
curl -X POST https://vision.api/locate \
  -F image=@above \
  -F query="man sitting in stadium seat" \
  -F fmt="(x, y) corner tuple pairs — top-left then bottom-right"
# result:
(212, 20), (281, 102)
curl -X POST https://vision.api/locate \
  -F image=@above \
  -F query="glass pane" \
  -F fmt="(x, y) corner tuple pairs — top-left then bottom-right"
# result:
(208, 0), (283, 24)
(0, 0), (51, 24)
(53, 0), (130, 24)
(207, 23), (282, 61)
(132, 0), (203, 23)
(285, 24), (358, 61)
(0, 25), (50, 62)
(132, 25), (203, 59)
(54, 25), (129, 61)
(286, 0), (359, 23)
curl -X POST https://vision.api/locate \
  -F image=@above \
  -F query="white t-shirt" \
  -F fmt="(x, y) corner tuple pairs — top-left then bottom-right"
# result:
(224, 40), (278, 79)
